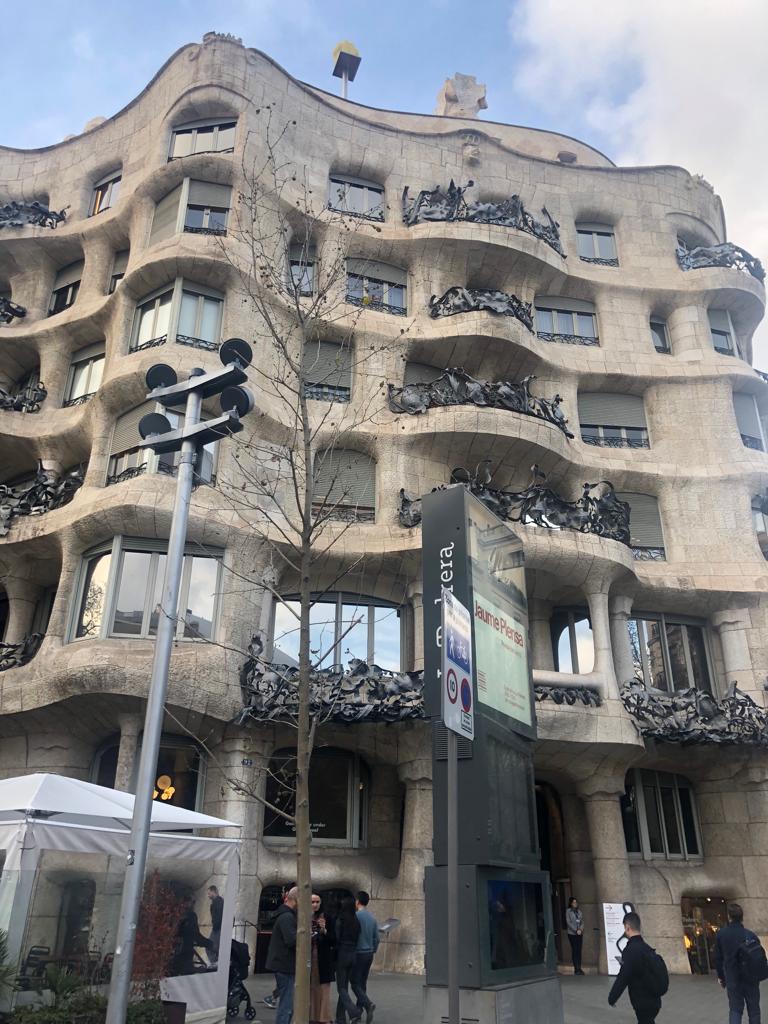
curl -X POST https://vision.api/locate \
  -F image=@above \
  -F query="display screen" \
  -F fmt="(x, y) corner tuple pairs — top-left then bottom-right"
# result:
(487, 879), (546, 970)
(467, 502), (533, 729)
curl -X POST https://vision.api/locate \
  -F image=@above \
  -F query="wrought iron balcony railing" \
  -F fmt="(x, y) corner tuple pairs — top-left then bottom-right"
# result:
(0, 464), (85, 536)
(579, 255), (619, 268)
(63, 392), (95, 408)
(0, 381), (47, 413)
(537, 331), (599, 347)
(581, 432), (650, 449)
(428, 287), (534, 332)
(632, 546), (666, 561)
(741, 433), (764, 451)
(346, 293), (407, 317)
(176, 334), (221, 352)
(0, 633), (44, 672)
(676, 239), (765, 283)
(132, 334), (168, 353)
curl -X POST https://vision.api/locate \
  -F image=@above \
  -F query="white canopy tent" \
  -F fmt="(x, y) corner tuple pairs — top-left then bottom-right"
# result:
(0, 774), (240, 1024)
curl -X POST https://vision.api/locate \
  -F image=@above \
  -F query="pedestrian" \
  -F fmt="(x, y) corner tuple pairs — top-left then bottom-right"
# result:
(566, 896), (585, 976)
(715, 902), (768, 1024)
(311, 893), (336, 1024)
(172, 894), (213, 976)
(264, 881), (296, 1011)
(207, 885), (224, 965)
(608, 911), (668, 1024)
(265, 885), (298, 1024)
(352, 891), (379, 1024)
(335, 895), (362, 1023)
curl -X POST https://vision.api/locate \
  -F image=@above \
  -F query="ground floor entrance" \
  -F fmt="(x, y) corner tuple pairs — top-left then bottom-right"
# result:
(681, 896), (728, 974)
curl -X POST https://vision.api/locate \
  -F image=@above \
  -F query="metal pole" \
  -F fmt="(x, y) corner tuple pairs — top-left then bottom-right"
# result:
(106, 384), (202, 1024)
(342, 69), (348, 99)
(447, 728), (459, 1024)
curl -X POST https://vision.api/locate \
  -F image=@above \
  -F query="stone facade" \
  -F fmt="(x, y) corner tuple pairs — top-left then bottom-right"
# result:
(0, 33), (767, 977)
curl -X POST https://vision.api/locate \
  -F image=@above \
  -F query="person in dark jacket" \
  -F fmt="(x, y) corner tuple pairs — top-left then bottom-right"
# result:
(566, 896), (585, 975)
(335, 896), (362, 1023)
(311, 893), (337, 1024)
(207, 885), (224, 965)
(172, 895), (212, 976)
(265, 887), (298, 1024)
(608, 911), (663, 1024)
(715, 903), (762, 1024)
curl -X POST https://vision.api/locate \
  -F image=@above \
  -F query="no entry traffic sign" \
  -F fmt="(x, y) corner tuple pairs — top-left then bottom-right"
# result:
(441, 589), (474, 740)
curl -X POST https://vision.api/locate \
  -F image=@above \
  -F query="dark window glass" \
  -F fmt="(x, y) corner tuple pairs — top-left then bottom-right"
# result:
(577, 232), (594, 259)
(388, 283), (406, 309)
(665, 622), (688, 690)
(596, 232), (617, 260)
(487, 880), (546, 969)
(659, 776), (683, 855)
(642, 772), (665, 854)
(208, 207), (228, 232)
(76, 553), (111, 638)
(678, 786), (699, 855)
(264, 749), (354, 842)
(576, 313), (596, 337)
(184, 206), (205, 230)
(112, 551), (152, 634)
(152, 743), (201, 810)
(686, 626), (712, 694)
(557, 311), (573, 334)
(645, 619), (668, 691)
(49, 282), (80, 316)
(650, 320), (669, 352)
(346, 274), (364, 301)
(621, 777), (642, 854)
(535, 308), (553, 333)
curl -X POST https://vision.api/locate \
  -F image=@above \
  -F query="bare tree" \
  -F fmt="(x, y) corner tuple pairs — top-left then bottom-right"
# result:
(200, 106), (412, 1021)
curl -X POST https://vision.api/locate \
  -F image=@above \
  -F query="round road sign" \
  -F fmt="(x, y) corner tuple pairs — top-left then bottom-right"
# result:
(446, 667), (458, 704)
(460, 678), (472, 713)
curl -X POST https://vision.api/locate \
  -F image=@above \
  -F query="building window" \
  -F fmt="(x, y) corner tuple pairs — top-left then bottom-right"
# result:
(72, 538), (222, 642)
(329, 175), (384, 221)
(752, 494), (768, 558)
(63, 343), (105, 407)
(578, 393), (649, 449)
(313, 448), (376, 522)
(289, 242), (315, 297)
(708, 309), (737, 356)
(621, 769), (701, 860)
(263, 748), (370, 847)
(616, 492), (665, 560)
(272, 593), (402, 670)
(183, 181), (231, 236)
(303, 341), (351, 402)
(346, 259), (406, 315)
(627, 614), (713, 694)
(109, 250), (129, 293)
(90, 172), (121, 216)
(169, 119), (237, 160)
(650, 317), (670, 353)
(107, 401), (217, 486)
(403, 362), (444, 385)
(576, 222), (618, 266)
(48, 261), (84, 317)
(551, 608), (594, 674)
(733, 393), (765, 451)
(130, 280), (224, 353)
(534, 297), (598, 345)
(95, 734), (204, 812)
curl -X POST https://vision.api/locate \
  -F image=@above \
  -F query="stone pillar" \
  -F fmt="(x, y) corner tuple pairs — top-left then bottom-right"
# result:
(711, 608), (754, 691)
(578, 781), (634, 973)
(609, 594), (635, 689)
(585, 585), (619, 697)
(667, 304), (709, 361)
(2, 576), (42, 644)
(409, 586), (424, 670)
(530, 599), (554, 671)
(560, 792), (599, 968)
(81, 235), (114, 301)
(113, 714), (142, 792)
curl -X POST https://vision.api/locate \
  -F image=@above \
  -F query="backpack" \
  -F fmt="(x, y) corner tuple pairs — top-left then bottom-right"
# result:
(644, 948), (670, 998)
(737, 936), (768, 985)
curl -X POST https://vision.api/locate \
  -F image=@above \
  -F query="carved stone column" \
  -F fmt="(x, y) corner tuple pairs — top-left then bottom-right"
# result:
(711, 609), (754, 691)
(609, 595), (636, 689)
(2, 575), (42, 644)
(667, 304), (709, 360)
(408, 586), (424, 670)
(560, 792), (598, 968)
(585, 585), (619, 698)
(113, 713), (143, 792)
(530, 599), (554, 671)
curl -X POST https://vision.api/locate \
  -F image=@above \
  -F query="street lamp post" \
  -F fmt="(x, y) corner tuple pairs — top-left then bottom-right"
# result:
(106, 339), (254, 1024)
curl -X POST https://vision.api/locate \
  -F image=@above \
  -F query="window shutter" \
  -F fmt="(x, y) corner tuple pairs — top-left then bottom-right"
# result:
(535, 295), (595, 314)
(110, 401), (155, 455)
(112, 250), (129, 276)
(708, 309), (732, 333)
(576, 222), (613, 233)
(578, 393), (647, 428)
(734, 393), (762, 439)
(71, 341), (105, 363)
(303, 341), (351, 389)
(617, 492), (664, 549)
(404, 362), (445, 385)
(149, 185), (182, 246)
(53, 260), (84, 290)
(313, 449), (375, 509)
(346, 258), (406, 285)
(188, 180), (232, 207)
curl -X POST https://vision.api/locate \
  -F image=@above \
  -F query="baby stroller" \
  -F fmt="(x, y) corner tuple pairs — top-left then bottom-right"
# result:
(227, 939), (256, 1019)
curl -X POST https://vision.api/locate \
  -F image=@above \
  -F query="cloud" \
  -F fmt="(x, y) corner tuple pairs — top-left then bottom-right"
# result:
(70, 29), (96, 63)
(508, 0), (768, 361)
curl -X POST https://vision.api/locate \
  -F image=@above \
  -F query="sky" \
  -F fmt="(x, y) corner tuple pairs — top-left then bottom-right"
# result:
(2, 0), (766, 359)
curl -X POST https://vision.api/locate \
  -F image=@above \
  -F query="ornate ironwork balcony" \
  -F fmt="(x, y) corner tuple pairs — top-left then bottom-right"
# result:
(632, 546), (666, 561)
(132, 334), (168, 353)
(428, 287), (534, 332)
(62, 393), (94, 409)
(388, 367), (573, 438)
(741, 433), (764, 451)
(235, 633), (424, 725)
(537, 331), (599, 347)
(399, 463), (631, 545)
(676, 239), (765, 283)
(579, 256), (619, 268)
(183, 225), (226, 237)
(176, 334), (220, 352)
(0, 297), (27, 325)
(0, 633), (44, 672)
(535, 685), (602, 707)
(0, 200), (67, 231)
(402, 181), (566, 258)
(0, 381), (47, 413)
(346, 293), (407, 317)
(311, 501), (375, 524)
(304, 383), (350, 403)
(621, 680), (768, 746)
(581, 433), (650, 450)
(0, 463), (85, 536)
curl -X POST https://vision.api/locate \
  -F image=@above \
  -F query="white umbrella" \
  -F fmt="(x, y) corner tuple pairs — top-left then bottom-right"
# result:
(0, 773), (237, 831)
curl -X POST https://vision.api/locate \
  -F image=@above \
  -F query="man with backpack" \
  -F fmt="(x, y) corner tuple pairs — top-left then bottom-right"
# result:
(715, 902), (767, 1024)
(608, 911), (668, 1024)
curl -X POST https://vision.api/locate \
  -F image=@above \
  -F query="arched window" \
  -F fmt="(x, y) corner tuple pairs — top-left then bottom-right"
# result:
(346, 259), (407, 315)
(93, 733), (204, 812)
(550, 608), (594, 674)
(169, 118), (237, 160)
(312, 449), (376, 522)
(329, 175), (384, 221)
(263, 747), (370, 847)
(576, 222), (618, 266)
(621, 770), (701, 860)
(578, 393), (649, 449)
(534, 296), (598, 346)
(130, 279), (224, 353)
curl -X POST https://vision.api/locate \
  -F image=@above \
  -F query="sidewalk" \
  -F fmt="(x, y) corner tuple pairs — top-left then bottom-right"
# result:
(245, 970), (726, 1022)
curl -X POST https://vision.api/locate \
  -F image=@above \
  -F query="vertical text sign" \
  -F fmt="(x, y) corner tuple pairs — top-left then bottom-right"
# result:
(441, 589), (475, 740)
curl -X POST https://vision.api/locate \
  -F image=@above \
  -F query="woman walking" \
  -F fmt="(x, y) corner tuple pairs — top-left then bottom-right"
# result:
(310, 893), (336, 1024)
(335, 896), (362, 1023)
(566, 896), (585, 975)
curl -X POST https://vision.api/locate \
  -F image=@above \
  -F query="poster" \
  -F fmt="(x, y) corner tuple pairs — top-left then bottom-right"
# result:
(473, 593), (531, 725)
(603, 902), (628, 975)
(441, 589), (474, 740)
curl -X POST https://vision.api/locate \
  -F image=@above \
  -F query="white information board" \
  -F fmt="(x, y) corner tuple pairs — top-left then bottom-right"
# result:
(441, 589), (474, 740)
(602, 902), (627, 975)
